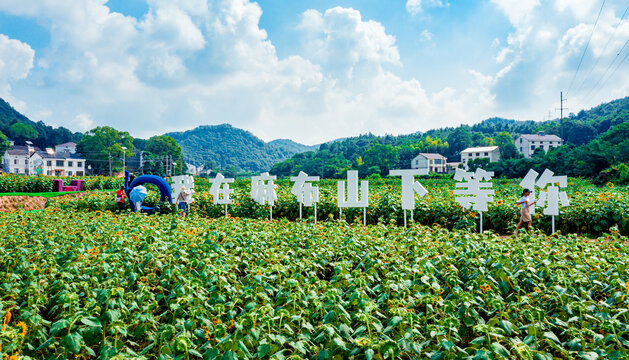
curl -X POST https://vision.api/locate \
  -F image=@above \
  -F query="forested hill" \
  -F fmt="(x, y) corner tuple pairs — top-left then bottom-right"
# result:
(272, 96), (629, 180)
(165, 124), (317, 174)
(0, 98), (81, 148)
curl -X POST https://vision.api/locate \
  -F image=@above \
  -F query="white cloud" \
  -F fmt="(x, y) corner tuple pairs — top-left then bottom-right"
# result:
(73, 113), (94, 132)
(298, 7), (400, 76)
(555, 0), (597, 19)
(491, 0), (540, 27)
(0, 1), (500, 145)
(420, 29), (433, 41)
(0, 34), (34, 82)
(406, 0), (449, 16)
(6, 0), (628, 147)
(0, 34), (34, 110)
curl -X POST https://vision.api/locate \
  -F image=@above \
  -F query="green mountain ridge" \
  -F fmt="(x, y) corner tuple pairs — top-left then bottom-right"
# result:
(0, 98), (81, 148)
(165, 124), (315, 173)
(1, 95), (628, 180)
(272, 96), (629, 179)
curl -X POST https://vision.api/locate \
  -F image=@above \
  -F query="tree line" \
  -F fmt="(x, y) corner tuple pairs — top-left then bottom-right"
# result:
(273, 97), (629, 185)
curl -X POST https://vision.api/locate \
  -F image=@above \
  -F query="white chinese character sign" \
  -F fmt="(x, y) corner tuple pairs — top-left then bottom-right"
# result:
(453, 168), (495, 233)
(338, 170), (369, 225)
(208, 173), (235, 216)
(171, 175), (195, 204)
(535, 169), (569, 232)
(389, 169), (429, 227)
(519, 169), (539, 215)
(290, 171), (320, 222)
(251, 172), (278, 220)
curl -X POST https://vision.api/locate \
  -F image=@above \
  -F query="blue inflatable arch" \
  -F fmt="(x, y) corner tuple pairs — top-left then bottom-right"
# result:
(124, 171), (173, 214)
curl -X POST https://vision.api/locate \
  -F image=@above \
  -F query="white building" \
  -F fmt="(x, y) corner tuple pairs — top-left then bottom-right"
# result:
(461, 146), (500, 169)
(55, 142), (77, 154)
(40, 151), (86, 176)
(411, 153), (447, 173)
(514, 132), (563, 158)
(3, 145), (86, 176)
(3, 146), (39, 175)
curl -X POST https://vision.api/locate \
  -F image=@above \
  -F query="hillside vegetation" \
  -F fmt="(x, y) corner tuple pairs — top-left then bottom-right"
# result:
(166, 124), (316, 174)
(272, 97), (629, 182)
(0, 98), (81, 148)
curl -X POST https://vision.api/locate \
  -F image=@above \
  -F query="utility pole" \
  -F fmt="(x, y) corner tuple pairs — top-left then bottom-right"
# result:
(108, 152), (112, 177)
(556, 91), (568, 140)
(121, 146), (127, 176)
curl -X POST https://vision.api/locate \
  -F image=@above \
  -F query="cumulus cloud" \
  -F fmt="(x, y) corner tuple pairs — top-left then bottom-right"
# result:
(486, 0), (629, 118)
(555, 0), (598, 19)
(298, 7), (400, 78)
(0, 1), (500, 144)
(73, 113), (94, 132)
(406, 0), (449, 16)
(4, 0), (626, 146)
(420, 29), (433, 41)
(0, 34), (34, 110)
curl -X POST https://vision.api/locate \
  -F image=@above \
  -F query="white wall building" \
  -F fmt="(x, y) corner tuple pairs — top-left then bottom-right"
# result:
(3, 146), (39, 175)
(40, 151), (86, 176)
(514, 133), (563, 158)
(3, 146), (86, 176)
(461, 146), (500, 169)
(411, 153), (447, 173)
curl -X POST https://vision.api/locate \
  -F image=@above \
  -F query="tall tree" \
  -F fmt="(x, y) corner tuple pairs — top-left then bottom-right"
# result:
(493, 131), (518, 159)
(8, 123), (38, 144)
(76, 127), (135, 175)
(362, 143), (399, 176)
(446, 126), (472, 158)
(0, 132), (9, 154)
(143, 135), (184, 175)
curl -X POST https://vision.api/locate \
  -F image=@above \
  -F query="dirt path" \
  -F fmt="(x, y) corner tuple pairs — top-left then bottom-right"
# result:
(0, 192), (93, 212)
(0, 196), (48, 212)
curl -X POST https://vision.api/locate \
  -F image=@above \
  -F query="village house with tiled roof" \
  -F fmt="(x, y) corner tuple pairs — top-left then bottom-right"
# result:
(3, 144), (86, 176)
(514, 132), (563, 159)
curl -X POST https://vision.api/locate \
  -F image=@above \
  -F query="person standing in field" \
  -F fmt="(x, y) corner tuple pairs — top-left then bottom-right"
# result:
(177, 186), (194, 216)
(115, 185), (126, 212)
(514, 188), (537, 235)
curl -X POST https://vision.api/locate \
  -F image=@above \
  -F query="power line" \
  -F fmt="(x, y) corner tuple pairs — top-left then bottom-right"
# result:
(583, 37), (629, 101)
(567, 0), (607, 94)
(574, 5), (629, 95)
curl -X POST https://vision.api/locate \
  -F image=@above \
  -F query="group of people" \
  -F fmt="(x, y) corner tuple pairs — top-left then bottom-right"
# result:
(114, 181), (540, 231)
(115, 184), (193, 216)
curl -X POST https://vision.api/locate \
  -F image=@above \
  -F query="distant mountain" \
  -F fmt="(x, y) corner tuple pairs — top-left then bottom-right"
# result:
(165, 124), (315, 173)
(268, 139), (318, 154)
(271, 96), (629, 178)
(0, 98), (81, 148)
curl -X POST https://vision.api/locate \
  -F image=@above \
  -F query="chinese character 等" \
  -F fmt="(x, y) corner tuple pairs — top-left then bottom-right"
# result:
(453, 168), (495, 212)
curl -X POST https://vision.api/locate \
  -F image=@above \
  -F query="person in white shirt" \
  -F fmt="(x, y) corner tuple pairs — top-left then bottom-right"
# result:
(176, 186), (194, 216)
(514, 188), (537, 235)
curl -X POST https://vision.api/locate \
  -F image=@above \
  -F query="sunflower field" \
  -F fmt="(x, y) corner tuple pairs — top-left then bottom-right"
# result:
(0, 175), (122, 193)
(46, 177), (629, 237)
(0, 208), (628, 359)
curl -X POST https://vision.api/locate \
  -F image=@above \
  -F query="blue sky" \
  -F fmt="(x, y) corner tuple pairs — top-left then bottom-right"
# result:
(0, 0), (628, 144)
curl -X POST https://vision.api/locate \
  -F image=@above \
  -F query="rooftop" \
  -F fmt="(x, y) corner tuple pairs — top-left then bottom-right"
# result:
(38, 150), (84, 160)
(56, 142), (77, 147)
(461, 146), (499, 153)
(519, 133), (562, 141)
(416, 152), (447, 160)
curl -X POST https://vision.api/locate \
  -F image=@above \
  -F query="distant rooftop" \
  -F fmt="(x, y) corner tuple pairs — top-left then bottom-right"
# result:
(461, 146), (499, 153)
(56, 142), (77, 147)
(519, 133), (562, 142)
(417, 152), (447, 160)
(38, 150), (84, 160)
